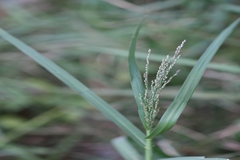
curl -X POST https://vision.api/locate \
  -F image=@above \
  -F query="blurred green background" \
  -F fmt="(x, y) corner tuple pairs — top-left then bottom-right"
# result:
(0, 0), (240, 159)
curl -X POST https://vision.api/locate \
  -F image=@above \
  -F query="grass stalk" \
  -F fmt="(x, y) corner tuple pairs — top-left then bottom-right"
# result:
(145, 130), (152, 160)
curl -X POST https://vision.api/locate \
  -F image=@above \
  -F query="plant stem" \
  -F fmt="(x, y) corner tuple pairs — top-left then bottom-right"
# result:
(145, 130), (152, 160)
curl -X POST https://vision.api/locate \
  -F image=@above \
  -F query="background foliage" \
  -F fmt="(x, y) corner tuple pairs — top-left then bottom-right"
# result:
(0, 0), (239, 159)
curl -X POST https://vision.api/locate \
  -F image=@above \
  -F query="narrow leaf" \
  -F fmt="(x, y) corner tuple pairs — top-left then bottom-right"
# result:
(128, 19), (147, 128)
(148, 18), (240, 138)
(159, 157), (228, 160)
(159, 157), (204, 160)
(0, 28), (146, 147)
(111, 136), (143, 160)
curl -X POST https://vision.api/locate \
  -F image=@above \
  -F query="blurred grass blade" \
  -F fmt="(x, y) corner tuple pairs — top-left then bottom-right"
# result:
(0, 108), (65, 148)
(221, 4), (240, 14)
(111, 136), (143, 160)
(81, 46), (240, 74)
(0, 28), (146, 147)
(142, 0), (184, 13)
(128, 19), (147, 129)
(3, 145), (44, 160)
(46, 133), (82, 160)
(159, 157), (228, 160)
(160, 157), (204, 160)
(147, 18), (240, 139)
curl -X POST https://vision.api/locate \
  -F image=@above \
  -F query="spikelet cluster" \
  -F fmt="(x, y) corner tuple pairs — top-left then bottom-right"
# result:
(140, 40), (186, 129)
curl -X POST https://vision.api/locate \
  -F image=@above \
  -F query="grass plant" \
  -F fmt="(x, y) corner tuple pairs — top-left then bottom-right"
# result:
(0, 1), (240, 160)
(0, 17), (239, 159)
(127, 18), (239, 160)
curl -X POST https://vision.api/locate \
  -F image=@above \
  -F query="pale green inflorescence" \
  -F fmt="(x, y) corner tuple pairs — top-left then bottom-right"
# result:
(140, 40), (186, 129)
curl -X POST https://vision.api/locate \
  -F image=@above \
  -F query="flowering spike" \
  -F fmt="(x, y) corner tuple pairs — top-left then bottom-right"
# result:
(139, 40), (186, 130)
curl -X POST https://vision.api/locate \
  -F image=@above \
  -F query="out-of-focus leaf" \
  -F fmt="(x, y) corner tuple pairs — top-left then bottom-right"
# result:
(111, 136), (143, 160)
(160, 157), (228, 160)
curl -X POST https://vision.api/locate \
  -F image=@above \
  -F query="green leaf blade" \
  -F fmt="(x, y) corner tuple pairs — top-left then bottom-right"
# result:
(159, 157), (229, 160)
(147, 18), (240, 139)
(128, 19), (147, 129)
(159, 157), (204, 160)
(0, 28), (146, 147)
(111, 136), (143, 160)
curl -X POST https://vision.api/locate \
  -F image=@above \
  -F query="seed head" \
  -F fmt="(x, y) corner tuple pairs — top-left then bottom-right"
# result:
(139, 40), (186, 129)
